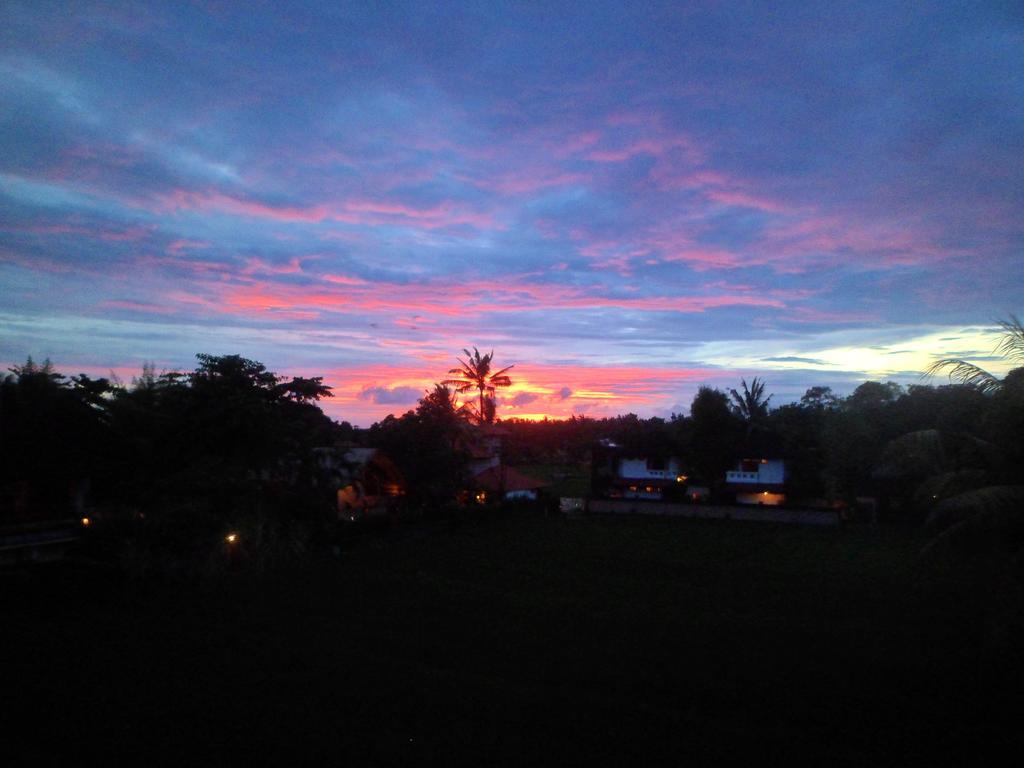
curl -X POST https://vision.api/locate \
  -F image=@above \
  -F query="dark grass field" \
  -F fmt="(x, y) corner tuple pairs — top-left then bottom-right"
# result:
(4, 514), (1023, 765)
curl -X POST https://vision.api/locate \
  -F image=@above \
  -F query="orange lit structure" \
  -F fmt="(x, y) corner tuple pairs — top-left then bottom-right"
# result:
(313, 446), (406, 522)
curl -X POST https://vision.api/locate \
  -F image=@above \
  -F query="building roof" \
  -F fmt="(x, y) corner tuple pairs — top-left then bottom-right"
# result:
(472, 465), (548, 493)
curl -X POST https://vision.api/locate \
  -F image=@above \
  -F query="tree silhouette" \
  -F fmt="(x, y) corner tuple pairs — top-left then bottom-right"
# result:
(365, 385), (470, 509)
(728, 377), (772, 422)
(418, 383), (464, 421)
(2, 357), (112, 519)
(927, 315), (1024, 394)
(799, 386), (838, 411)
(688, 386), (742, 490)
(443, 348), (513, 425)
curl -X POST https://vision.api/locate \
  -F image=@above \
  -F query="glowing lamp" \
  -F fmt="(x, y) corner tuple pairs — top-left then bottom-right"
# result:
(225, 532), (238, 544)
(80, 517), (91, 527)
(675, 475), (688, 483)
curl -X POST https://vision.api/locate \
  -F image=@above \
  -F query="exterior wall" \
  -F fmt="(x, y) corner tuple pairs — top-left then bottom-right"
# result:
(726, 459), (785, 485)
(617, 457), (682, 481)
(505, 489), (537, 501)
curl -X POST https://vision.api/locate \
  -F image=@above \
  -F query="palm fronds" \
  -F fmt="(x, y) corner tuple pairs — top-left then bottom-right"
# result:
(728, 377), (772, 422)
(925, 484), (1024, 533)
(925, 314), (1024, 393)
(912, 469), (990, 510)
(919, 485), (1024, 562)
(993, 314), (1024, 365)
(925, 358), (1002, 394)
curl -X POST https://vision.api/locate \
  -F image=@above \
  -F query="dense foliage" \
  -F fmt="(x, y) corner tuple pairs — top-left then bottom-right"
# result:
(364, 384), (471, 511)
(1, 355), (343, 575)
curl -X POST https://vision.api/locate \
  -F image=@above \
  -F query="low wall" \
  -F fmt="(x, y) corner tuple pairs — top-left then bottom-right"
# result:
(0, 519), (81, 564)
(585, 499), (840, 526)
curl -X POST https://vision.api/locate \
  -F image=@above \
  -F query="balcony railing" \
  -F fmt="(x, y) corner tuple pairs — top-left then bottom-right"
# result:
(618, 469), (672, 479)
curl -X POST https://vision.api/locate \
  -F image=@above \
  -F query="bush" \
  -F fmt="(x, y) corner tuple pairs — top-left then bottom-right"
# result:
(111, 499), (315, 582)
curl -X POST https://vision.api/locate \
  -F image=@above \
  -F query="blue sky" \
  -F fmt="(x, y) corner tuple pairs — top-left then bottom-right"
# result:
(1, 1), (1022, 424)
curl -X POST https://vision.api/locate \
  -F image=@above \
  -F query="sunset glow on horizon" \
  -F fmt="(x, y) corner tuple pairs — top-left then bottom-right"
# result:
(2, 2), (1021, 425)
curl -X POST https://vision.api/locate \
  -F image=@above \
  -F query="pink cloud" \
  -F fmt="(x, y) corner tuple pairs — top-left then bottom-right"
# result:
(647, 164), (792, 214)
(558, 130), (602, 155)
(649, 168), (731, 189)
(241, 256), (305, 276)
(704, 188), (789, 214)
(155, 189), (330, 223)
(321, 273), (368, 286)
(466, 169), (586, 195)
(0, 249), (75, 274)
(755, 215), (954, 271)
(99, 299), (178, 315)
(149, 189), (498, 232)
(337, 199), (498, 230)
(12, 222), (155, 243)
(137, 254), (235, 276)
(172, 270), (794, 324)
(659, 248), (746, 270)
(605, 110), (659, 126)
(589, 135), (700, 163)
(97, 226), (153, 242)
(167, 239), (211, 254)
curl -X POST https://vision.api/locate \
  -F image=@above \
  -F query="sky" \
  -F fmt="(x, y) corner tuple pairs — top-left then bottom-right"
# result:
(1, 1), (1022, 425)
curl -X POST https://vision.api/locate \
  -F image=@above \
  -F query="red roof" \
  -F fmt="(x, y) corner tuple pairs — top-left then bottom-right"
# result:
(472, 465), (547, 493)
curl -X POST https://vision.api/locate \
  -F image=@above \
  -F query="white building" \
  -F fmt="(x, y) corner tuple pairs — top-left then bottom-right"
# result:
(614, 456), (686, 500)
(726, 458), (787, 506)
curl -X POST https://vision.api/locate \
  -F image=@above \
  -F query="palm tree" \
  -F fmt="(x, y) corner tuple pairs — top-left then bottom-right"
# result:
(926, 315), (1024, 394)
(728, 377), (772, 422)
(911, 318), (1024, 597)
(442, 348), (514, 425)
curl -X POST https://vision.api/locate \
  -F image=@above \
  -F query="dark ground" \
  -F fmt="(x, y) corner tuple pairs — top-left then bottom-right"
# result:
(3, 514), (1022, 766)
